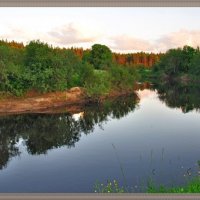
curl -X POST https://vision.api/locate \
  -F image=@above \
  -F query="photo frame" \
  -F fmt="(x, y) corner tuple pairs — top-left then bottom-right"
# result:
(0, 1), (200, 200)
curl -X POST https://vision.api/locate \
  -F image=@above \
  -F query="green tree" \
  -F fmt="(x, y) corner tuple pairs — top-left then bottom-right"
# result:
(24, 40), (54, 92)
(153, 46), (199, 77)
(0, 41), (26, 95)
(0, 61), (7, 91)
(89, 44), (113, 70)
(108, 64), (137, 90)
(51, 49), (82, 90)
(181, 45), (196, 72)
(163, 48), (183, 75)
(84, 70), (111, 98)
(190, 52), (200, 75)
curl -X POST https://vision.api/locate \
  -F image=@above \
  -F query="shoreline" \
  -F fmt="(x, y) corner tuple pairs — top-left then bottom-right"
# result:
(0, 87), (136, 116)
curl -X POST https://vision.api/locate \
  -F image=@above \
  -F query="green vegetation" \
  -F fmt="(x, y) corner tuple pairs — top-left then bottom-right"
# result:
(109, 65), (138, 90)
(135, 65), (152, 82)
(93, 177), (200, 193)
(0, 40), (90, 96)
(84, 70), (111, 98)
(86, 44), (113, 70)
(94, 180), (125, 193)
(147, 178), (200, 193)
(150, 45), (200, 113)
(93, 159), (200, 193)
(1, 40), (200, 103)
(153, 45), (200, 81)
(0, 40), (138, 98)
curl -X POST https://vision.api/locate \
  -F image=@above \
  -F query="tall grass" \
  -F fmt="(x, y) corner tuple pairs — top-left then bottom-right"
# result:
(93, 150), (200, 193)
(147, 178), (200, 193)
(94, 177), (200, 193)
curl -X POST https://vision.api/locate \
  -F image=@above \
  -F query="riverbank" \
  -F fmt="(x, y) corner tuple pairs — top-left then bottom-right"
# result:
(0, 87), (135, 116)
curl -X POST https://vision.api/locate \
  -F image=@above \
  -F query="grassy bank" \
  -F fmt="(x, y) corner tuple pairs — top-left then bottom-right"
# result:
(94, 178), (200, 193)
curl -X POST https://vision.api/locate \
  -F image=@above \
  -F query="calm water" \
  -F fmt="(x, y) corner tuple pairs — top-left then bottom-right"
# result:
(0, 86), (200, 192)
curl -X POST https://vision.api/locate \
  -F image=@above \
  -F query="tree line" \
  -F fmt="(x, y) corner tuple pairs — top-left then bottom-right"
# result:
(72, 47), (162, 67)
(153, 45), (200, 80)
(1, 39), (199, 97)
(0, 40), (138, 97)
(0, 40), (161, 67)
(151, 45), (200, 113)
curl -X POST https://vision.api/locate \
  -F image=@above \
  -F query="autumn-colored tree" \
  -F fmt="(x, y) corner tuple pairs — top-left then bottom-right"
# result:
(112, 52), (161, 67)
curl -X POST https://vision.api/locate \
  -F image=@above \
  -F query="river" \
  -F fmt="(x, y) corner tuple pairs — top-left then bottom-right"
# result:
(0, 86), (200, 192)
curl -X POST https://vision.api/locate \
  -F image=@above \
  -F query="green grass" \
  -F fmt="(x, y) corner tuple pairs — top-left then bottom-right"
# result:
(94, 180), (125, 193)
(93, 147), (200, 194)
(147, 178), (200, 193)
(94, 177), (200, 193)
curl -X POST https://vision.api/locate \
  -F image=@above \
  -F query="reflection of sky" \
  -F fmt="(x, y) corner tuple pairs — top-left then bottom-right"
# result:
(72, 112), (84, 121)
(0, 8), (200, 52)
(136, 89), (156, 100)
(0, 89), (200, 192)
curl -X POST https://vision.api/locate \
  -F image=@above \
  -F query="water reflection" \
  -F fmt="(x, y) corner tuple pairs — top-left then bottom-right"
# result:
(0, 94), (139, 169)
(1, 83), (200, 192)
(1, 81), (200, 170)
(154, 81), (200, 113)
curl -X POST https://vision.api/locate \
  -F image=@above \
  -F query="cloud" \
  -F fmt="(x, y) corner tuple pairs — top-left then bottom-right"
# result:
(155, 29), (200, 52)
(111, 30), (200, 53)
(0, 23), (100, 47)
(1, 25), (200, 53)
(0, 26), (52, 45)
(48, 23), (99, 45)
(110, 35), (152, 52)
(0, 27), (31, 43)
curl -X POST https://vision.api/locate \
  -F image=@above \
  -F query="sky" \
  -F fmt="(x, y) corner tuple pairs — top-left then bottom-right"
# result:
(0, 8), (200, 53)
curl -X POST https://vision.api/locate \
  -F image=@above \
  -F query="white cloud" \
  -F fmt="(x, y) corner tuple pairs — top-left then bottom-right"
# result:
(0, 23), (101, 47)
(1, 24), (200, 53)
(110, 35), (152, 52)
(110, 30), (200, 53)
(0, 25), (52, 45)
(48, 23), (100, 46)
(155, 29), (200, 52)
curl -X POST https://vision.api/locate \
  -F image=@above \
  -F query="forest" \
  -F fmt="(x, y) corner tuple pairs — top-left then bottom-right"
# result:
(0, 40), (200, 98)
(153, 45), (200, 81)
(0, 40), (144, 97)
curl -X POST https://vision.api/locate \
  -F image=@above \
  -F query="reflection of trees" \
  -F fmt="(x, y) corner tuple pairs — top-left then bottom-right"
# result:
(154, 81), (200, 113)
(23, 115), (81, 155)
(80, 94), (139, 134)
(0, 118), (21, 169)
(0, 135), (19, 170)
(0, 93), (139, 169)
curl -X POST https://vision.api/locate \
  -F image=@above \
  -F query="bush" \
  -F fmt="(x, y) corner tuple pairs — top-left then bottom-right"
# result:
(108, 64), (137, 90)
(0, 40), (139, 97)
(152, 46), (200, 77)
(190, 52), (200, 75)
(84, 70), (111, 98)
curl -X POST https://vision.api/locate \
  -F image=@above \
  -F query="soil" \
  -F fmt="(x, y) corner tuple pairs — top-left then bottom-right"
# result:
(0, 87), (135, 116)
(0, 87), (86, 115)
